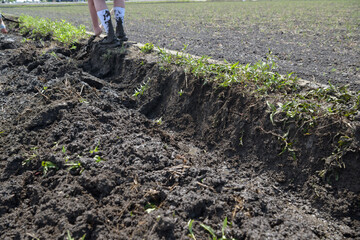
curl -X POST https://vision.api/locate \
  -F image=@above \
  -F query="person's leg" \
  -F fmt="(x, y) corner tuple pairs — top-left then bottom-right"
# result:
(94, 0), (116, 43)
(87, 0), (102, 36)
(93, 0), (108, 12)
(114, 0), (125, 8)
(113, 0), (127, 41)
(0, 23), (7, 34)
(0, 17), (8, 34)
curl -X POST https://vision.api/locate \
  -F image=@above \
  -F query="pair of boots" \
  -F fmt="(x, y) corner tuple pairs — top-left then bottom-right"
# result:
(104, 17), (128, 44)
(98, 9), (128, 44)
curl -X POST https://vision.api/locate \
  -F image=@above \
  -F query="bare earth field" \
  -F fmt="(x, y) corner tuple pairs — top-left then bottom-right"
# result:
(0, 16), (359, 239)
(1, 0), (360, 91)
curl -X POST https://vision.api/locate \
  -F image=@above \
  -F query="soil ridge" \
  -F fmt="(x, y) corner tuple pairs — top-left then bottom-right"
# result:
(0, 32), (359, 239)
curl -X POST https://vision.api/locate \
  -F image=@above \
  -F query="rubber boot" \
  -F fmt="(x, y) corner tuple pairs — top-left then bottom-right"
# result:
(116, 18), (128, 42)
(101, 19), (117, 44)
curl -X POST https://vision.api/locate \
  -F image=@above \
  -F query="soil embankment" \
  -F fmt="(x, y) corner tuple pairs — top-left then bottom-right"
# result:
(0, 31), (359, 239)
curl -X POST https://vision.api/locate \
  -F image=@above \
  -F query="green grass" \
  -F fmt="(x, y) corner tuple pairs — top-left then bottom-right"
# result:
(18, 15), (88, 46)
(42, 160), (57, 176)
(133, 78), (150, 98)
(66, 230), (86, 240)
(140, 42), (155, 53)
(188, 217), (235, 240)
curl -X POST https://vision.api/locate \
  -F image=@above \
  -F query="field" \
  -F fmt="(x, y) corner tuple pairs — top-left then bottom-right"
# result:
(0, 1), (360, 239)
(1, 0), (360, 90)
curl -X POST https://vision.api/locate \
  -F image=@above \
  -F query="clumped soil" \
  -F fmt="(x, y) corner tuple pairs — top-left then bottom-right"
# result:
(0, 30), (359, 239)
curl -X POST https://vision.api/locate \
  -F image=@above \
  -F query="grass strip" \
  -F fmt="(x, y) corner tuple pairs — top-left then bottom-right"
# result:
(18, 15), (88, 47)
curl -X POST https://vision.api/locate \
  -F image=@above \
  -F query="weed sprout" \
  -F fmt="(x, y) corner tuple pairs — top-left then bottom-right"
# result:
(141, 43), (154, 53)
(133, 79), (150, 98)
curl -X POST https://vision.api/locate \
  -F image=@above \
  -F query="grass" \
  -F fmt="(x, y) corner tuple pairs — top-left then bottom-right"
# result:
(18, 15), (88, 47)
(156, 46), (299, 94)
(66, 230), (86, 240)
(22, 147), (38, 166)
(65, 161), (84, 173)
(140, 43), (154, 53)
(89, 144), (99, 154)
(188, 217), (235, 240)
(188, 219), (196, 240)
(89, 143), (106, 163)
(133, 78), (150, 98)
(41, 160), (57, 176)
(61, 146), (84, 174)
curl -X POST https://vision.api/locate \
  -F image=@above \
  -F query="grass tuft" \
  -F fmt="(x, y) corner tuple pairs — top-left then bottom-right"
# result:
(18, 15), (88, 47)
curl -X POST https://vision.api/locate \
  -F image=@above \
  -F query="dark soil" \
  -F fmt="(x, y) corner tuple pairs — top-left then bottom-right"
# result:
(126, 15), (360, 92)
(0, 30), (359, 239)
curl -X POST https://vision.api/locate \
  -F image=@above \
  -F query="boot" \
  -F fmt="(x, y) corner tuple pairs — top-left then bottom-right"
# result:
(116, 17), (128, 42)
(101, 19), (117, 44)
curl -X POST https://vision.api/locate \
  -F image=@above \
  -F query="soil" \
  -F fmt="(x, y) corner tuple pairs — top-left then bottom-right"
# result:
(0, 29), (359, 239)
(127, 17), (360, 92)
(1, 4), (359, 91)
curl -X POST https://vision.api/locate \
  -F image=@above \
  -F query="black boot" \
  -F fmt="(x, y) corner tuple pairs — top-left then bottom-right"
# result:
(116, 18), (128, 42)
(101, 19), (117, 44)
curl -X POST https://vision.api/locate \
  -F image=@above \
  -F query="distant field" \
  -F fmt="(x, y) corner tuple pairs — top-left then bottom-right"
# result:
(1, 0), (359, 88)
(1, 0), (358, 40)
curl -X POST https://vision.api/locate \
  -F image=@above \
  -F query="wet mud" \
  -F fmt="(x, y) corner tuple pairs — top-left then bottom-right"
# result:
(0, 31), (359, 239)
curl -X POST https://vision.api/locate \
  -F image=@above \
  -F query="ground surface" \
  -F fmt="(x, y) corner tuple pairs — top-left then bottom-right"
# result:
(0, 26), (359, 239)
(1, 0), (359, 91)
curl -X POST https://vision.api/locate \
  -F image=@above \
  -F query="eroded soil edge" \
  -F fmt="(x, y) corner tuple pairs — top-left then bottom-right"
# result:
(0, 33), (359, 239)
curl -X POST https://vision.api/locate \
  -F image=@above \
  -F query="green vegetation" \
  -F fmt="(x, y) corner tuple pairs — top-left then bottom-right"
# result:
(144, 202), (157, 213)
(157, 46), (298, 94)
(66, 230), (86, 240)
(133, 79), (150, 98)
(140, 43), (154, 53)
(154, 117), (163, 125)
(89, 144), (100, 154)
(18, 15), (88, 47)
(41, 161), (57, 176)
(22, 147), (39, 166)
(188, 219), (196, 240)
(93, 155), (105, 163)
(61, 146), (84, 174)
(65, 160), (84, 174)
(78, 98), (89, 104)
(89, 143), (105, 163)
(161, 44), (357, 113)
(188, 217), (235, 240)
